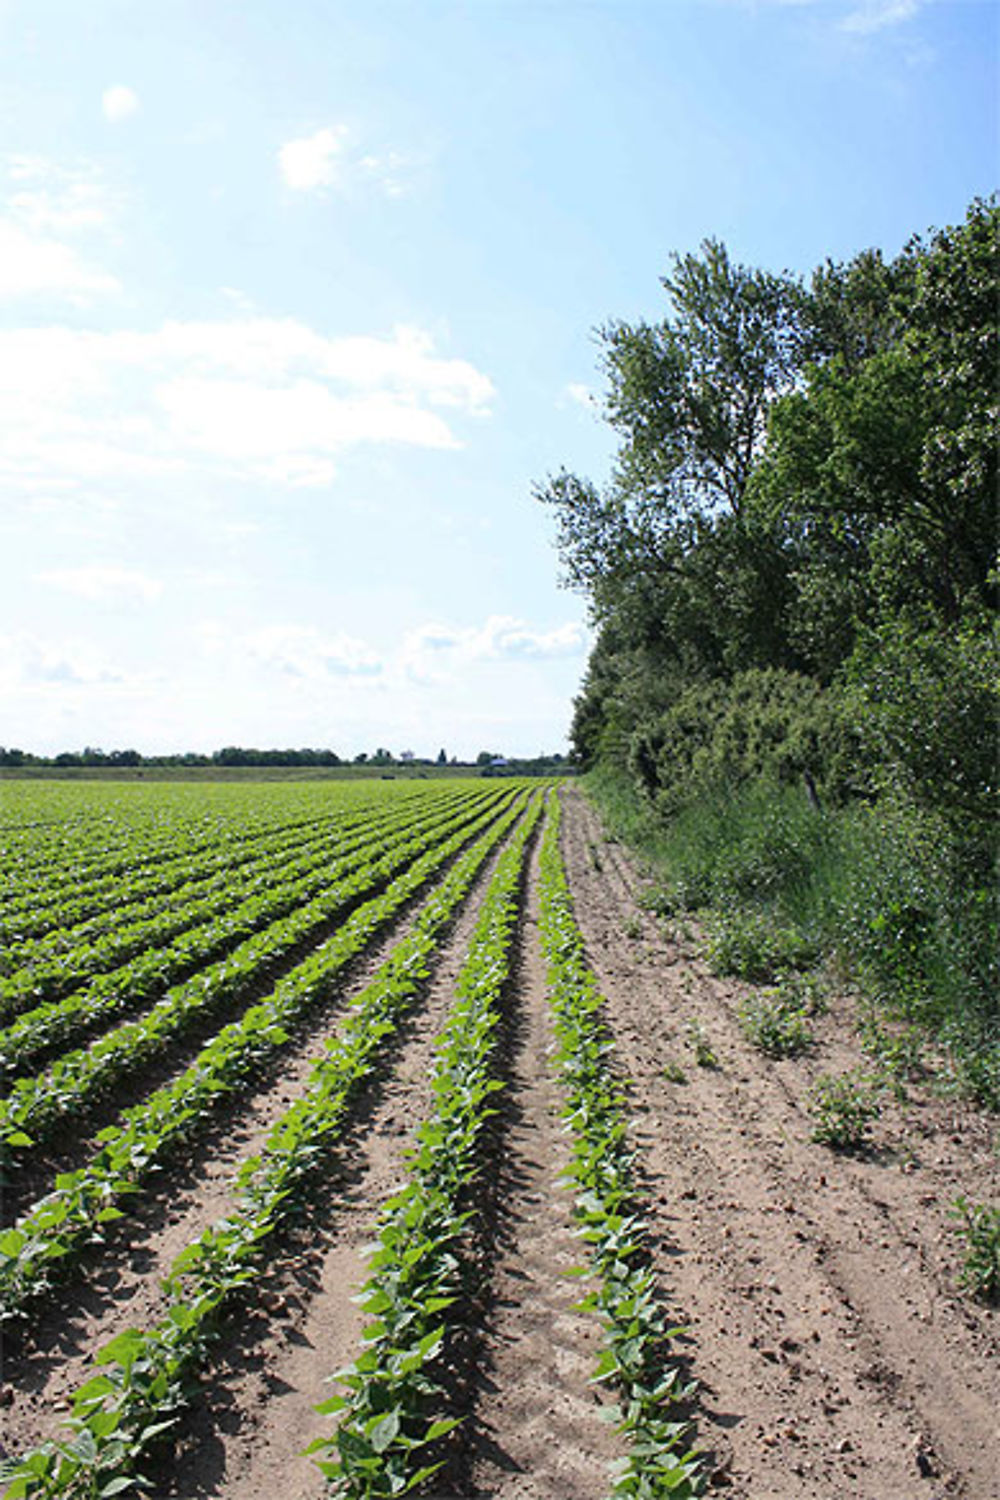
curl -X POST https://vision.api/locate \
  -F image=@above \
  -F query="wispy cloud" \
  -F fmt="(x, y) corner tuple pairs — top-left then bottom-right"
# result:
(402, 615), (589, 683)
(0, 156), (119, 305)
(0, 221), (119, 304)
(244, 624), (383, 679)
(36, 566), (163, 604)
(840, 0), (921, 32)
(0, 631), (125, 688)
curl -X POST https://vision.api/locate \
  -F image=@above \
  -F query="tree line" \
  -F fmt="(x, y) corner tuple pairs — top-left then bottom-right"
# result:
(539, 196), (998, 1099)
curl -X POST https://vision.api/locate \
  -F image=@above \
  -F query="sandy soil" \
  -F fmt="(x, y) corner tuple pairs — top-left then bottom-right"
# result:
(560, 784), (998, 1499)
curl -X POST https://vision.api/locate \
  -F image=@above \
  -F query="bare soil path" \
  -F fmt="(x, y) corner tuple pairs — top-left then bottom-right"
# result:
(461, 850), (621, 1500)
(560, 784), (999, 1499)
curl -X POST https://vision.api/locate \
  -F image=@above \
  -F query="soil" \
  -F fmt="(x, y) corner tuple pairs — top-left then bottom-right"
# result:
(560, 784), (999, 1499)
(1, 783), (997, 1499)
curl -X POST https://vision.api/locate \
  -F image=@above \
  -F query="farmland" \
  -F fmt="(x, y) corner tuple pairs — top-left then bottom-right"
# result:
(0, 778), (996, 1499)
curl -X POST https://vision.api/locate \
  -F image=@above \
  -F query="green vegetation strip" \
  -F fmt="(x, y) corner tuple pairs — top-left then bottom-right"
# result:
(0, 796), (540, 1500)
(0, 787), (495, 1081)
(1, 793), (361, 924)
(0, 789), (514, 1158)
(537, 791), (702, 1499)
(0, 797), (391, 969)
(0, 788), (484, 1022)
(0, 792), (526, 1318)
(308, 798), (543, 1498)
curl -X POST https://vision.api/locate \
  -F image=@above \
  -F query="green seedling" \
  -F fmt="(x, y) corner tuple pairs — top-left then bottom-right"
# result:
(685, 1018), (719, 1069)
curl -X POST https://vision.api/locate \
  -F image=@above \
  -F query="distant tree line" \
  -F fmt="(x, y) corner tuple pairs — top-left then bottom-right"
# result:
(0, 745), (568, 776)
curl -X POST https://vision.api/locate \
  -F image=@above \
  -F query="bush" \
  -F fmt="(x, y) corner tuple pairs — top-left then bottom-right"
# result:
(628, 667), (861, 815)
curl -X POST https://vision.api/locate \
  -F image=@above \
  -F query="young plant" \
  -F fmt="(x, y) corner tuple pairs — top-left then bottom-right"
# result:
(808, 1070), (881, 1150)
(684, 1018), (719, 1070)
(737, 989), (812, 1058)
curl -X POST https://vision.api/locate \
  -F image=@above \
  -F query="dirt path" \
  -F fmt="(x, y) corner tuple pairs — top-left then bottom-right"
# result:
(462, 850), (621, 1499)
(560, 784), (999, 1499)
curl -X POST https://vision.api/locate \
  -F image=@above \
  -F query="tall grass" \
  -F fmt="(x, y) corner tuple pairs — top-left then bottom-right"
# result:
(585, 765), (999, 1108)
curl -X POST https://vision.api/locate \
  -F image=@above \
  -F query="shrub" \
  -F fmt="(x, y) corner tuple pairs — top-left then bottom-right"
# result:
(628, 667), (861, 814)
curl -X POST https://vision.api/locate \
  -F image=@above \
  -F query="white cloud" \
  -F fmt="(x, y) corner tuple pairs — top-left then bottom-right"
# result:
(566, 382), (596, 409)
(36, 566), (163, 603)
(278, 126), (349, 191)
(0, 319), (495, 491)
(244, 624), (382, 680)
(278, 125), (419, 197)
(0, 631), (124, 689)
(402, 614), (589, 683)
(840, 0), (920, 31)
(0, 220), (119, 304)
(0, 157), (119, 305)
(102, 85), (140, 123)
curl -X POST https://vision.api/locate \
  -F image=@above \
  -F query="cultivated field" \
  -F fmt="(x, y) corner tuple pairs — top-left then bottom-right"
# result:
(0, 779), (995, 1498)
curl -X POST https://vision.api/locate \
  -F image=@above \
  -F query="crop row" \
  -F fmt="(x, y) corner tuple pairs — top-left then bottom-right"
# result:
(537, 791), (702, 1499)
(0, 787), (520, 1164)
(0, 789), (485, 1010)
(0, 786), (502, 1074)
(0, 790), (530, 1318)
(0, 789), (373, 913)
(3, 809), (397, 1003)
(0, 794), (542, 1498)
(0, 790), (409, 953)
(309, 795), (540, 1496)
(0, 782), (446, 927)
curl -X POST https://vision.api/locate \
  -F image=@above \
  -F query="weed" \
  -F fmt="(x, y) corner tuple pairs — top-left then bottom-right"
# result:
(950, 1197), (1000, 1303)
(860, 1013), (926, 1099)
(637, 884), (675, 918)
(588, 840), (603, 873)
(808, 1070), (881, 1150)
(685, 1018), (719, 1069)
(662, 1059), (688, 1084)
(623, 914), (642, 941)
(704, 908), (817, 983)
(738, 990), (812, 1058)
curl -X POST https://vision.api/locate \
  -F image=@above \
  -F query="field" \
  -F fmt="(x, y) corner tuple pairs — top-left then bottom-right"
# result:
(0, 779), (996, 1499)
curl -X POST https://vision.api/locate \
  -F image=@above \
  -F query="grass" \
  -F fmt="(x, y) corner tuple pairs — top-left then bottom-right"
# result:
(585, 764), (999, 1110)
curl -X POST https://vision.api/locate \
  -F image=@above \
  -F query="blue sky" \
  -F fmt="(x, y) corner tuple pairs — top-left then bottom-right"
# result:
(1, 0), (996, 759)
